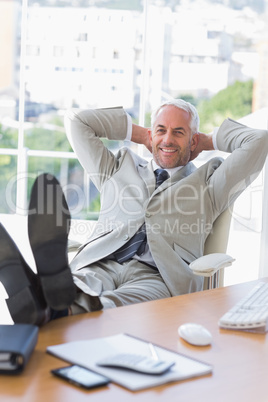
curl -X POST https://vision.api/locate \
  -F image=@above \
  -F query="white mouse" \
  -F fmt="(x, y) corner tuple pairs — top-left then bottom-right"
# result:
(178, 323), (212, 346)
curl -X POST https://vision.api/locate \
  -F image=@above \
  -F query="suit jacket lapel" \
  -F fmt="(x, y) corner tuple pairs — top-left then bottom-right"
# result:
(171, 162), (196, 184)
(137, 161), (155, 197)
(137, 160), (197, 196)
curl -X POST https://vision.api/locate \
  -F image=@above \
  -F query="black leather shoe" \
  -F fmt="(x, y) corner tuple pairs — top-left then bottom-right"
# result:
(0, 223), (47, 325)
(28, 173), (76, 310)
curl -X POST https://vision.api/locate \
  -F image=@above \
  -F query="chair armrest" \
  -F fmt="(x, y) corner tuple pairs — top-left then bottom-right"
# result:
(189, 253), (235, 277)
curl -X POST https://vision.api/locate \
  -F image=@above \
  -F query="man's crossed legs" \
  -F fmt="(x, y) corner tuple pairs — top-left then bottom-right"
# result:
(0, 173), (171, 326)
(0, 173), (77, 325)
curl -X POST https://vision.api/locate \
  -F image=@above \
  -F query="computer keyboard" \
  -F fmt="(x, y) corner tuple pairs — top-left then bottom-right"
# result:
(219, 281), (268, 332)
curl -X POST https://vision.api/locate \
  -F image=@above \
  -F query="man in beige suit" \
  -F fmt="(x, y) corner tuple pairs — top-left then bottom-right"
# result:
(63, 99), (268, 316)
(1, 99), (267, 325)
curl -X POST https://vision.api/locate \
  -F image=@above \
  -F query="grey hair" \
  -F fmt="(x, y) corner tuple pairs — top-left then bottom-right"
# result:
(150, 99), (200, 135)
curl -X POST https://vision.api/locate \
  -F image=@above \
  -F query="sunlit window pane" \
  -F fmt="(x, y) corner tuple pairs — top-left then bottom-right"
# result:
(0, 0), (268, 285)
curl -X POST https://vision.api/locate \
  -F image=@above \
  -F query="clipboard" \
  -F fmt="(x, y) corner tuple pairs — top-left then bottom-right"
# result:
(47, 333), (212, 391)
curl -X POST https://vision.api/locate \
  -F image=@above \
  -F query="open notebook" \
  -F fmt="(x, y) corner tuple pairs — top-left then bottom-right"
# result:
(47, 333), (212, 391)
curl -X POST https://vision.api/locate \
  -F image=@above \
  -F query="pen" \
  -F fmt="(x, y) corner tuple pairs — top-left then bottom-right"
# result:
(149, 343), (159, 361)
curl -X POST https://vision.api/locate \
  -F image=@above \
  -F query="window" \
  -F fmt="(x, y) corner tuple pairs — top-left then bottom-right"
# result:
(0, 0), (267, 285)
(26, 45), (40, 56)
(113, 50), (120, 59)
(53, 46), (64, 57)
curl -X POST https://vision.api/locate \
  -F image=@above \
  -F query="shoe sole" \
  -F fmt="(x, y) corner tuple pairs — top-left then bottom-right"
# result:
(0, 224), (44, 325)
(6, 286), (42, 325)
(28, 173), (76, 310)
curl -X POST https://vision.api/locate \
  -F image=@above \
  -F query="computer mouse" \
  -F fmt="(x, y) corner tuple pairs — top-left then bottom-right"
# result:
(178, 323), (212, 346)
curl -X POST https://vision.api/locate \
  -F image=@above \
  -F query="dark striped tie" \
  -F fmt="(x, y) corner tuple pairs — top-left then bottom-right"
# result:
(114, 169), (169, 263)
(154, 169), (169, 188)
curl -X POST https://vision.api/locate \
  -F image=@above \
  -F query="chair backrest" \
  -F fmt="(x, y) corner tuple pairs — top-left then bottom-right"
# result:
(203, 207), (233, 288)
(204, 207), (233, 255)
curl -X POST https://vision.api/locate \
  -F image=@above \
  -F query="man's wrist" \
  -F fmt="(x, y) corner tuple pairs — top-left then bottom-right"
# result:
(198, 133), (214, 152)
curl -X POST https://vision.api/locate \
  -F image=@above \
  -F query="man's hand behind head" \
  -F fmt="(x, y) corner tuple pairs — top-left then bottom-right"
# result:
(190, 132), (214, 161)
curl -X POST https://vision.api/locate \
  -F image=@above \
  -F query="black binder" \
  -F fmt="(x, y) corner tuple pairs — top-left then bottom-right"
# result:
(0, 324), (39, 374)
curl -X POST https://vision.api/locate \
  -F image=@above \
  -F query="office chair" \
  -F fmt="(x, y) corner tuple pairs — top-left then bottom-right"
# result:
(68, 207), (235, 291)
(189, 207), (235, 290)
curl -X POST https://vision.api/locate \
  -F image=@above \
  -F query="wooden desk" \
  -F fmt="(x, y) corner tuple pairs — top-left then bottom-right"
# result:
(2, 279), (268, 402)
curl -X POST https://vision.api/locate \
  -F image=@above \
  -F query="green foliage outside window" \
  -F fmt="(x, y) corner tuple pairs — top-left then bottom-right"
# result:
(195, 80), (253, 133)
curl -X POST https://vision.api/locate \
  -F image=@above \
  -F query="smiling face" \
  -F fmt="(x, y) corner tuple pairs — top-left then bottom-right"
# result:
(149, 105), (198, 169)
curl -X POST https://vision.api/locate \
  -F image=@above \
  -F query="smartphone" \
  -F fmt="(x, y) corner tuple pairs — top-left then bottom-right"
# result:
(51, 365), (110, 389)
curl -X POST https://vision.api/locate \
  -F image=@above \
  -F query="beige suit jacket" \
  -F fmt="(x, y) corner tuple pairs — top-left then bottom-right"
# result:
(65, 107), (268, 296)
